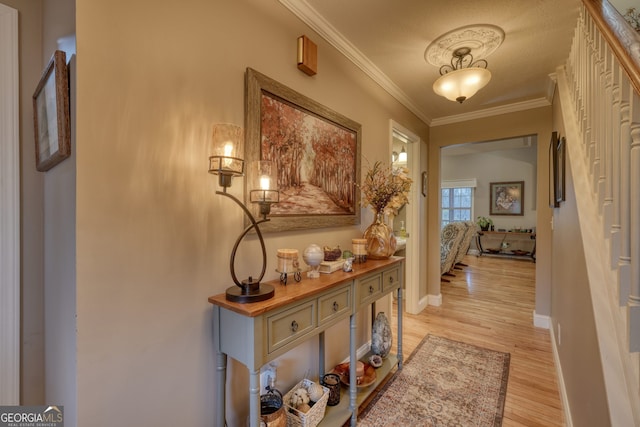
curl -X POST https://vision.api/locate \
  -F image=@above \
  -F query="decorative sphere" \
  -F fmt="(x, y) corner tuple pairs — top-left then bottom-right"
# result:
(303, 244), (324, 267)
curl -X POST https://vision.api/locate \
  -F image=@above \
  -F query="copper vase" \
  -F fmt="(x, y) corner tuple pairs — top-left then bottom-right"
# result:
(363, 212), (397, 259)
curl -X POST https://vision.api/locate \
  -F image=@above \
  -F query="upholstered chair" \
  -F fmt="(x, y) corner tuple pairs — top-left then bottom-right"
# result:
(440, 222), (466, 279)
(454, 221), (478, 267)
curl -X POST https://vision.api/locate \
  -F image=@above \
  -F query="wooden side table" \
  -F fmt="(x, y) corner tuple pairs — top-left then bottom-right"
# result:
(208, 257), (404, 426)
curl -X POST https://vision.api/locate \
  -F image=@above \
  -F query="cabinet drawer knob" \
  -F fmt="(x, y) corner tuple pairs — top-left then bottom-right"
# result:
(332, 301), (339, 312)
(291, 320), (299, 332)
(389, 276), (394, 283)
(369, 285), (374, 294)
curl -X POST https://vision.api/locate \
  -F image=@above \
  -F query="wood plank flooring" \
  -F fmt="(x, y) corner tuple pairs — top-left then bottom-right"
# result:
(386, 254), (565, 426)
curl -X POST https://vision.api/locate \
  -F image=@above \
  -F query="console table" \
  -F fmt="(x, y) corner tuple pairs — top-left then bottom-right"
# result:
(476, 230), (536, 261)
(208, 257), (404, 427)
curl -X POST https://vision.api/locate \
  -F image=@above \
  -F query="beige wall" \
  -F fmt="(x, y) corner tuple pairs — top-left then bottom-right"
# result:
(442, 145), (538, 230)
(551, 87), (610, 425)
(430, 107), (553, 315)
(76, 0), (427, 425)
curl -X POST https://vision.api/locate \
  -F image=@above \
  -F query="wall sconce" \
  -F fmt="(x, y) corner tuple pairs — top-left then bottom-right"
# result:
(432, 47), (491, 104)
(398, 147), (407, 163)
(208, 124), (279, 303)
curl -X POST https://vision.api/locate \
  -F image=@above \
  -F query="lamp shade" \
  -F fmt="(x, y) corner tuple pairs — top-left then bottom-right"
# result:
(209, 124), (245, 178)
(398, 147), (407, 163)
(249, 160), (279, 204)
(432, 67), (491, 103)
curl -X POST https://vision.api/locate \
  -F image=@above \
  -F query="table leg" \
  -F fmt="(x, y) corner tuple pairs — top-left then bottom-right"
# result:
(213, 306), (227, 427)
(397, 286), (403, 370)
(249, 368), (260, 427)
(319, 331), (325, 378)
(215, 351), (227, 427)
(349, 312), (357, 426)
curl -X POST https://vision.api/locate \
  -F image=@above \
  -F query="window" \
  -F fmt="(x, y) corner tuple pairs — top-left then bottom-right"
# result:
(441, 179), (477, 228)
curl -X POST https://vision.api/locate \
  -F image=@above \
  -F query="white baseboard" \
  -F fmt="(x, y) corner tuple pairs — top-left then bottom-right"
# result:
(467, 249), (480, 256)
(417, 296), (429, 312)
(428, 293), (442, 306)
(533, 310), (551, 329)
(549, 322), (573, 427)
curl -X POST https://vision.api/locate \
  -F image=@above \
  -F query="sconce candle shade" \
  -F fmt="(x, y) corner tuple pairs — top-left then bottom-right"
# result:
(433, 67), (491, 103)
(249, 160), (279, 210)
(398, 147), (407, 163)
(208, 124), (245, 187)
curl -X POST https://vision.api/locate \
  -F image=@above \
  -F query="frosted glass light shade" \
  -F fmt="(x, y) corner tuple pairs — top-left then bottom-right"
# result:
(433, 67), (491, 103)
(208, 124), (245, 179)
(249, 160), (279, 204)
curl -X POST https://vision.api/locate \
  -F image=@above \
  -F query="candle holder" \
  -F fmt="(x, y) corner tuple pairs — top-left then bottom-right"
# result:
(208, 125), (279, 303)
(321, 373), (341, 406)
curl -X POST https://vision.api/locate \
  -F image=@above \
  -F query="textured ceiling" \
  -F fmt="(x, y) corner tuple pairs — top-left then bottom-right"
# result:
(290, 0), (581, 124)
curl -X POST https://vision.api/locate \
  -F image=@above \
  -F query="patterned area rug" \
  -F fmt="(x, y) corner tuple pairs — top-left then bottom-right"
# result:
(358, 335), (510, 427)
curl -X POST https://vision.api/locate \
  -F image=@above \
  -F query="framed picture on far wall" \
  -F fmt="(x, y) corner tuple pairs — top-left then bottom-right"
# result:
(490, 181), (524, 215)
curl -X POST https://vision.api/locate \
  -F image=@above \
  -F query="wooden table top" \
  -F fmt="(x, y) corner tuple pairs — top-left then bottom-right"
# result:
(208, 256), (404, 317)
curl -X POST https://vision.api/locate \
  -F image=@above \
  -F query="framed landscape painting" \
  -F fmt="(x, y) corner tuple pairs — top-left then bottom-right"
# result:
(490, 181), (524, 216)
(245, 68), (362, 232)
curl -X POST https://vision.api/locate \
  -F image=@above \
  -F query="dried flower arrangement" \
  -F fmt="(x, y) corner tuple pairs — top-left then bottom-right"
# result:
(358, 161), (412, 217)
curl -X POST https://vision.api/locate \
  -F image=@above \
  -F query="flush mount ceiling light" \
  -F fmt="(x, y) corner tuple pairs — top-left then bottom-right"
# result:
(425, 24), (504, 104)
(433, 47), (491, 103)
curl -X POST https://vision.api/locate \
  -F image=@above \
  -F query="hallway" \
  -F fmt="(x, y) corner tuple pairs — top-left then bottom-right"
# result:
(394, 255), (564, 426)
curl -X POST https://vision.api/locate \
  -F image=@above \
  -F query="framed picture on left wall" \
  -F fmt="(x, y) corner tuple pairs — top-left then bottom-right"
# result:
(32, 50), (70, 172)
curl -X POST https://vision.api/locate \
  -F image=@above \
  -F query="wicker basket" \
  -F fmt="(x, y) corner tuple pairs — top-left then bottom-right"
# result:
(283, 379), (329, 427)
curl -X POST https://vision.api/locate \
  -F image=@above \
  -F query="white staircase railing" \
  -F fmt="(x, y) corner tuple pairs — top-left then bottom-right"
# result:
(560, 0), (640, 424)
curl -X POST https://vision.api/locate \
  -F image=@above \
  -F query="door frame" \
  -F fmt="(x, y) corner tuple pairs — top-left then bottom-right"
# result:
(0, 4), (20, 405)
(389, 120), (425, 314)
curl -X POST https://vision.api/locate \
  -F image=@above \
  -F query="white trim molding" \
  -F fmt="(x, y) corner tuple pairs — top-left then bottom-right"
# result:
(428, 293), (442, 307)
(549, 323), (574, 427)
(0, 4), (20, 405)
(533, 311), (551, 329)
(390, 120), (423, 315)
(430, 98), (551, 127)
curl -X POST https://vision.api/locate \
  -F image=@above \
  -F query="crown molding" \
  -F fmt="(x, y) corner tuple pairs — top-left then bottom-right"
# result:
(279, 0), (431, 125)
(280, 0), (555, 129)
(430, 97), (551, 127)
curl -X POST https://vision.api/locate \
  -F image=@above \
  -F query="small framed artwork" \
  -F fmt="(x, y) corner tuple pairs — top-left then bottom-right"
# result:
(490, 181), (524, 215)
(32, 50), (70, 172)
(421, 171), (427, 197)
(549, 131), (559, 208)
(556, 136), (566, 204)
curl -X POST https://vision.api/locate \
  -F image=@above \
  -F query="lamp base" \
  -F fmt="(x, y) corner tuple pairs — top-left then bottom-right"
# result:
(225, 283), (275, 303)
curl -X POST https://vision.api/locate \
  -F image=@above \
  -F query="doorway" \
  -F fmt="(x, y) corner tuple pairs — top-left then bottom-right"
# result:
(390, 120), (425, 315)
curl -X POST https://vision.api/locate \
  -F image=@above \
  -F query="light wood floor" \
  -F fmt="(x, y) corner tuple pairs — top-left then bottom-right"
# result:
(389, 254), (564, 426)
